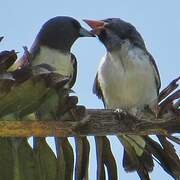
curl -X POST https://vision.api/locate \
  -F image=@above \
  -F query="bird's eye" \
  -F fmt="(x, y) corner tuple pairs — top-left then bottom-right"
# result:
(72, 21), (80, 29)
(105, 18), (113, 23)
(127, 28), (133, 34)
(127, 25), (135, 34)
(99, 29), (107, 41)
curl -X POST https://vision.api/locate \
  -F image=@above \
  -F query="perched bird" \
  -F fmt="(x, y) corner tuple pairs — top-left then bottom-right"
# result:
(27, 16), (94, 180)
(0, 16), (94, 179)
(17, 16), (94, 120)
(28, 17), (94, 180)
(84, 18), (180, 180)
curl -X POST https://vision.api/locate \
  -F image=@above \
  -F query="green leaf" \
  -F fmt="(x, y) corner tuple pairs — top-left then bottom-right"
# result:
(75, 137), (90, 180)
(55, 137), (74, 180)
(33, 137), (57, 180)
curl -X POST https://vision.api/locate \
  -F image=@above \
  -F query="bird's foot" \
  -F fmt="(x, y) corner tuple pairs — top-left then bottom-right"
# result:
(114, 108), (124, 113)
(114, 108), (127, 120)
(70, 105), (90, 131)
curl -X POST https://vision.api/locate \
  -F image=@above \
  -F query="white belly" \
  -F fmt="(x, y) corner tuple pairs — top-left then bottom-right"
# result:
(32, 46), (73, 77)
(98, 45), (158, 109)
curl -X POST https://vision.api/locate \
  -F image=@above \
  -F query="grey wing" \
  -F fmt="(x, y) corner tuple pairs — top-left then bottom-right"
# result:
(93, 73), (106, 107)
(147, 52), (161, 93)
(69, 53), (77, 88)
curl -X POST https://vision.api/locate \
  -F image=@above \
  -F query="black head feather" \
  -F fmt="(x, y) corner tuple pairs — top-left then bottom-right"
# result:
(98, 18), (146, 51)
(36, 16), (82, 52)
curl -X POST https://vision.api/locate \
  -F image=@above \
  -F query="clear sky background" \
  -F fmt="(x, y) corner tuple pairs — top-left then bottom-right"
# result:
(0, 0), (179, 179)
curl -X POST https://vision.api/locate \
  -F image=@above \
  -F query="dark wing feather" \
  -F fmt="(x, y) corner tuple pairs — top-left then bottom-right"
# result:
(69, 53), (77, 88)
(147, 52), (161, 93)
(93, 73), (106, 107)
(131, 28), (161, 93)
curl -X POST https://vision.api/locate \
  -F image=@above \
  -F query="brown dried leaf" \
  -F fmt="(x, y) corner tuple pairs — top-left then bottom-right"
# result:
(159, 76), (180, 102)
(75, 137), (90, 180)
(0, 50), (17, 72)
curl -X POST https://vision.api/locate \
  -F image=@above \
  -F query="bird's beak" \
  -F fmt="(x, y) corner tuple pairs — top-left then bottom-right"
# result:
(79, 27), (95, 37)
(83, 19), (107, 35)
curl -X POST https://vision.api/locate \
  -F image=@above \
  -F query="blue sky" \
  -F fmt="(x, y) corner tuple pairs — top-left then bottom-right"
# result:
(0, 0), (179, 179)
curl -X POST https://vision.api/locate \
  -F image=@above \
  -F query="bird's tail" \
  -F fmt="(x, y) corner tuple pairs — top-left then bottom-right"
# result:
(118, 135), (153, 180)
(118, 135), (180, 180)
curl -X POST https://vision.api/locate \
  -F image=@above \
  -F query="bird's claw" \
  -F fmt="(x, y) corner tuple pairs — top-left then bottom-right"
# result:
(70, 105), (90, 131)
(114, 108), (127, 120)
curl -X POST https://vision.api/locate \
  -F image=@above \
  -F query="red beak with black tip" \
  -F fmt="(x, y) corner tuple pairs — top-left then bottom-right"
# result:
(83, 19), (107, 35)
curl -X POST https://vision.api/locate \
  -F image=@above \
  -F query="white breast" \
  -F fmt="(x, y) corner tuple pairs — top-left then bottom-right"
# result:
(32, 46), (73, 77)
(98, 40), (158, 110)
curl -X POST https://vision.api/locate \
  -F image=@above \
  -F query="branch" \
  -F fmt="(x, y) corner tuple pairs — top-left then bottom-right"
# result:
(0, 109), (179, 137)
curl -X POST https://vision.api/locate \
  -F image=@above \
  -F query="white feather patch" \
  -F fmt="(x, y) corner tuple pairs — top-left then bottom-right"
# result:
(98, 40), (158, 109)
(32, 46), (73, 76)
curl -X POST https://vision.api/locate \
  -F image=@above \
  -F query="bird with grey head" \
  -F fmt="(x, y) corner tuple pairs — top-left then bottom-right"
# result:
(84, 18), (180, 180)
